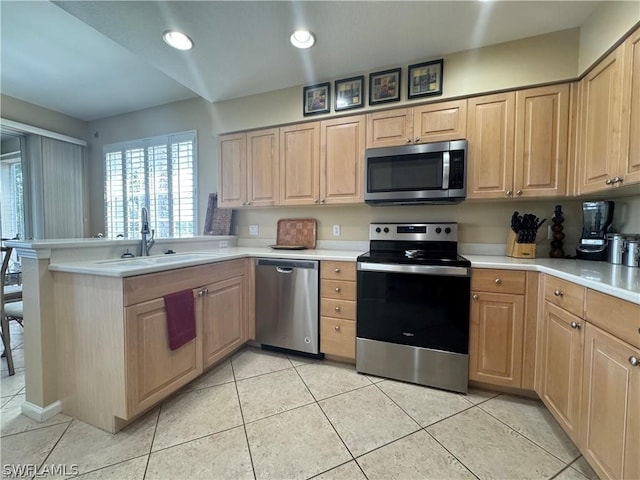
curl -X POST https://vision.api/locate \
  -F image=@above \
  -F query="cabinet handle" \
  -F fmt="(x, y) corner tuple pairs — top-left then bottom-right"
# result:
(334, 306), (341, 312)
(506, 190), (513, 197)
(472, 294), (479, 300)
(314, 199), (319, 203)
(629, 356), (639, 367)
(570, 321), (581, 329)
(605, 178), (613, 185)
(415, 137), (420, 143)
(554, 290), (563, 297)
(613, 176), (623, 184)
(406, 138), (412, 144)
(320, 199), (325, 203)
(334, 268), (340, 273)
(494, 278), (502, 285)
(335, 287), (341, 292)
(335, 325), (341, 331)
(516, 190), (523, 196)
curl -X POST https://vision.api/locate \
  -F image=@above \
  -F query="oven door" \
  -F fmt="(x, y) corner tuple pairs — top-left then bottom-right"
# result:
(356, 263), (470, 354)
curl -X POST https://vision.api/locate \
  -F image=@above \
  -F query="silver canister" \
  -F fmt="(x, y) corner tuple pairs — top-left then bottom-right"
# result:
(607, 233), (625, 264)
(623, 238), (640, 267)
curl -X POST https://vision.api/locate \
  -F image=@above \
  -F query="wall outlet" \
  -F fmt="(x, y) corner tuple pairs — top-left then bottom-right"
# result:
(219, 240), (228, 248)
(332, 224), (341, 236)
(547, 224), (553, 240)
(249, 225), (259, 236)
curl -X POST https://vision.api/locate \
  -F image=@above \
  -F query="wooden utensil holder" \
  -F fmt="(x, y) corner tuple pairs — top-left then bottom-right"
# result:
(506, 230), (536, 258)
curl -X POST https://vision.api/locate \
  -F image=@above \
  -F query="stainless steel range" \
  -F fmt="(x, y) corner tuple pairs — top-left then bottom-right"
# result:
(356, 222), (471, 393)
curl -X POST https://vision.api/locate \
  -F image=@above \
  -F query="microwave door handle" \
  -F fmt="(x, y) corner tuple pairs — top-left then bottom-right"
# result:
(442, 151), (450, 189)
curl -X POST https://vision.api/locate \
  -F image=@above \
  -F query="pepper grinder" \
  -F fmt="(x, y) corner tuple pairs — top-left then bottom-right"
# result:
(550, 205), (565, 258)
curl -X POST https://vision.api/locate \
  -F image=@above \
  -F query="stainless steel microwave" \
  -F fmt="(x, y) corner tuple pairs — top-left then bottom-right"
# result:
(364, 140), (467, 205)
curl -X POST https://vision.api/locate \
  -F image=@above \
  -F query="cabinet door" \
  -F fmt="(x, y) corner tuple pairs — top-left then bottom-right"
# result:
(581, 324), (640, 480)
(620, 27), (640, 186)
(200, 275), (246, 368)
(366, 108), (413, 148)
(538, 302), (584, 443)
(469, 290), (524, 387)
(514, 84), (569, 197)
(280, 123), (320, 205)
(467, 92), (516, 199)
(577, 47), (625, 194)
(125, 296), (202, 417)
(320, 115), (365, 204)
(413, 100), (467, 143)
(247, 128), (279, 207)
(217, 133), (246, 208)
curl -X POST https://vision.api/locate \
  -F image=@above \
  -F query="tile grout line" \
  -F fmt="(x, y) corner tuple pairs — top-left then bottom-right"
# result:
(230, 354), (258, 480)
(476, 401), (581, 467)
(34, 419), (74, 476)
(141, 404), (162, 479)
(422, 427), (481, 480)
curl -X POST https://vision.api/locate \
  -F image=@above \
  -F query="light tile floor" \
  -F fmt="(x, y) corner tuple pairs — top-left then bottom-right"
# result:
(1, 335), (600, 480)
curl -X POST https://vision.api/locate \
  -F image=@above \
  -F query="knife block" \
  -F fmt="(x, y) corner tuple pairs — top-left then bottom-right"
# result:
(506, 230), (536, 258)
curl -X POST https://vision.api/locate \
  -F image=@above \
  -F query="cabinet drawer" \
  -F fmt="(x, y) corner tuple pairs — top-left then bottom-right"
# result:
(586, 289), (640, 349)
(544, 276), (585, 318)
(321, 261), (356, 281)
(321, 298), (356, 320)
(321, 279), (356, 301)
(320, 317), (355, 359)
(471, 269), (526, 294)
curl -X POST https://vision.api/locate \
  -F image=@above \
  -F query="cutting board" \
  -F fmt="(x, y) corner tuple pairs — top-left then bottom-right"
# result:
(275, 218), (317, 249)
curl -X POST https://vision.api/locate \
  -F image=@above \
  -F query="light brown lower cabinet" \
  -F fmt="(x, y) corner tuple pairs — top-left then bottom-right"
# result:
(320, 261), (357, 361)
(55, 259), (250, 433)
(537, 301), (584, 444)
(580, 324), (640, 480)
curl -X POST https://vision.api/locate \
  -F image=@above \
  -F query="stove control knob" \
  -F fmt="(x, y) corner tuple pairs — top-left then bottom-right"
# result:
(445, 227), (452, 234)
(435, 227), (442, 234)
(383, 227), (389, 233)
(375, 227), (381, 233)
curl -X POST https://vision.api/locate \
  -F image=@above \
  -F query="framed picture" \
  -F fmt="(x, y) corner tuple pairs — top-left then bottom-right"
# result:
(369, 68), (401, 105)
(335, 75), (364, 111)
(408, 59), (443, 99)
(303, 82), (330, 116)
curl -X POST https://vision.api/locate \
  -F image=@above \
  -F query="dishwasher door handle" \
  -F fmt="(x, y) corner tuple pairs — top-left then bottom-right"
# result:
(276, 267), (294, 274)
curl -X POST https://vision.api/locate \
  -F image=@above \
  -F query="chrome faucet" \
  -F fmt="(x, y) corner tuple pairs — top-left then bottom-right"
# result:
(140, 207), (155, 256)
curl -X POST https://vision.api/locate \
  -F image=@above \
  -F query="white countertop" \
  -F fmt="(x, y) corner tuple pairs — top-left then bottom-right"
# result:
(47, 248), (640, 304)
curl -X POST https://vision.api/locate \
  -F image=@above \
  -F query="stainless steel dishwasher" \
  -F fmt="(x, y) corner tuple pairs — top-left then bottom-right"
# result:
(255, 258), (321, 357)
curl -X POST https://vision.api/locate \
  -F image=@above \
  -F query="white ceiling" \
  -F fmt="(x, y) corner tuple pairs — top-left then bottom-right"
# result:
(0, 1), (604, 122)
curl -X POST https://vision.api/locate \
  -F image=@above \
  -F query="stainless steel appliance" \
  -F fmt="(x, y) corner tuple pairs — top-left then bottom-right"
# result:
(576, 201), (614, 261)
(356, 222), (471, 393)
(364, 140), (467, 205)
(255, 258), (321, 357)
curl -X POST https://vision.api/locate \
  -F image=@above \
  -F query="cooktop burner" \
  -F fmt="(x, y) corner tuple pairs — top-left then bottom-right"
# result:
(357, 222), (470, 268)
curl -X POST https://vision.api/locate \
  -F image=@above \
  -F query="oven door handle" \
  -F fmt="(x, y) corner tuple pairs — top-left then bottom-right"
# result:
(357, 262), (470, 277)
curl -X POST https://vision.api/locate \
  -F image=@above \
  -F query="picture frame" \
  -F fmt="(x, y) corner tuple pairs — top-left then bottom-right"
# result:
(303, 82), (330, 116)
(369, 68), (401, 105)
(408, 59), (443, 99)
(335, 75), (364, 111)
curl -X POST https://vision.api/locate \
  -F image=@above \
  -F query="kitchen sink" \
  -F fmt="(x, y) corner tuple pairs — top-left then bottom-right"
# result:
(95, 252), (224, 267)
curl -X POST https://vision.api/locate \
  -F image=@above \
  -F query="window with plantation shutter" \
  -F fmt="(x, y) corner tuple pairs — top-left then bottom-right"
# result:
(104, 131), (196, 238)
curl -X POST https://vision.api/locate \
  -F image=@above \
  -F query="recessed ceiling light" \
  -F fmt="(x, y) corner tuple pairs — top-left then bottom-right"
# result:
(163, 30), (193, 51)
(290, 30), (315, 49)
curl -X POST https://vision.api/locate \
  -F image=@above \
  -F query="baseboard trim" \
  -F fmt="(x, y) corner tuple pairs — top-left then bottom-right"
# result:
(21, 400), (62, 422)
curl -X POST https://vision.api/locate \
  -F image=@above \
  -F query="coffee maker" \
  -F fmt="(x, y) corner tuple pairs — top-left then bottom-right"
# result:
(576, 201), (614, 261)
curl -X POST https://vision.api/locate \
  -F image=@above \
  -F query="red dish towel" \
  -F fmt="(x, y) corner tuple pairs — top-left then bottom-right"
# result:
(163, 289), (196, 351)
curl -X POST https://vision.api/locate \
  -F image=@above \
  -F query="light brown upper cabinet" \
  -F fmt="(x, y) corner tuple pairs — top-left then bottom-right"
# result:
(217, 128), (279, 208)
(320, 115), (365, 204)
(514, 84), (570, 198)
(467, 92), (516, 199)
(620, 27), (640, 187)
(279, 122), (321, 205)
(468, 85), (570, 200)
(577, 27), (640, 194)
(217, 133), (246, 208)
(366, 99), (467, 148)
